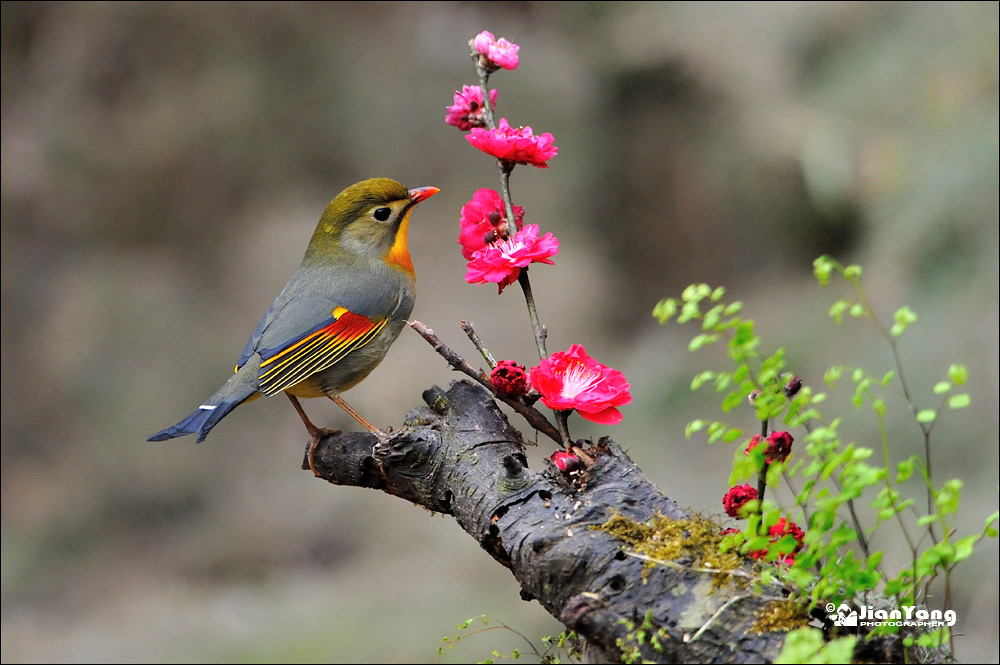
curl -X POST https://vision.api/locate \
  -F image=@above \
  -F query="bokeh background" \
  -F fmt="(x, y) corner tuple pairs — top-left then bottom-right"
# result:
(2, 2), (997, 662)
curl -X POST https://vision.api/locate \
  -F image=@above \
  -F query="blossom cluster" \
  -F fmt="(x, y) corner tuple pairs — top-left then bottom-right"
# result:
(447, 31), (631, 445)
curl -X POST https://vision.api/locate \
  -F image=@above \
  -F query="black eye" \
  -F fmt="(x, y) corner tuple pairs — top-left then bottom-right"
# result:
(373, 207), (391, 221)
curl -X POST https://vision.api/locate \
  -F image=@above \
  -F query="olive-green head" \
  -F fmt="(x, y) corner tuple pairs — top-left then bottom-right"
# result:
(304, 178), (438, 273)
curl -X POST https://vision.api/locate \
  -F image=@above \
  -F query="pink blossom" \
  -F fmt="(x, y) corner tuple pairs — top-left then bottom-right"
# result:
(445, 85), (498, 131)
(465, 224), (558, 293)
(466, 118), (558, 168)
(472, 30), (519, 71)
(458, 189), (525, 260)
(529, 345), (632, 425)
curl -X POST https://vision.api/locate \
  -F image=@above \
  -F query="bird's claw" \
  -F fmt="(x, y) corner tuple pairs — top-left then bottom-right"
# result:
(306, 427), (341, 477)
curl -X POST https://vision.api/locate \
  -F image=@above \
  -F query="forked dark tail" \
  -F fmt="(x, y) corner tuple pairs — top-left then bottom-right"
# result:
(148, 358), (261, 443)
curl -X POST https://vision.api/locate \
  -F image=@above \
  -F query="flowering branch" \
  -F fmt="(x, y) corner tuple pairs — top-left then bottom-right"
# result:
(409, 320), (562, 444)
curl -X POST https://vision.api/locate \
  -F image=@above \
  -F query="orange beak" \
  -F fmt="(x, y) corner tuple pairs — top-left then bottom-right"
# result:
(408, 186), (440, 205)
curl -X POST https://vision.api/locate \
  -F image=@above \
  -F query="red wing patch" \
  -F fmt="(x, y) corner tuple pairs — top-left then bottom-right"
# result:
(257, 307), (386, 396)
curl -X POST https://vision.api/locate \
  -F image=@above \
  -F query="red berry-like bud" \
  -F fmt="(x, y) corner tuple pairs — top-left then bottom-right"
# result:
(720, 527), (740, 536)
(766, 431), (794, 463)
(491, 360), (529, 397)
(744, 432), (794, 465)
(751, 517), (805, 564)
(551, 450), (580, 472)
(722, 484), (758, 518)
(783, 375), (802, 398)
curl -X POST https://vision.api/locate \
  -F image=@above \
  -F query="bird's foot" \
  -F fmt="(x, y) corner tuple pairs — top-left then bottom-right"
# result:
(306, 427), (341, 477)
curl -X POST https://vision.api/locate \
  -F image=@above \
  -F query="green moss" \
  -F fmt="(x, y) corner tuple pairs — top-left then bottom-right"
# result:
(750, 600), (810, 634)
(595, 511), (745, 588)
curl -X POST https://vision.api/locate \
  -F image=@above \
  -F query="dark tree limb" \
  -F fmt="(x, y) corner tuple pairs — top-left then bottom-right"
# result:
(306, 381), (779, 662)
(303, 381), (938, 663)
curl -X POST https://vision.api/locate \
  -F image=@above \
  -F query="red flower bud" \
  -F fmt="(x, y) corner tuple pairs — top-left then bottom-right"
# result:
(783, 375), (802, 398)
(720, 528), (741, 536)
(550, 450), (580, 472)
(491, 360), (529, 397)
(722, 484), (758, 518)
(744, 431), (794, 465)
(766, 431), (793, 463)
(749, 517), (805, 564)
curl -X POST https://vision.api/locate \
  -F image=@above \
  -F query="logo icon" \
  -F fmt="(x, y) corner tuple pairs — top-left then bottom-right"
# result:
(827, 603), (858, 627)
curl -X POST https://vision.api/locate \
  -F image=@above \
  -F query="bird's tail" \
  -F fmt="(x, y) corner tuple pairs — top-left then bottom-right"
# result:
(148, 358), (261, 443)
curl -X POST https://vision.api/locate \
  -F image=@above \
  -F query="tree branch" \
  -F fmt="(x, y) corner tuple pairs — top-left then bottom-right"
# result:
(303, 381), (817, 663)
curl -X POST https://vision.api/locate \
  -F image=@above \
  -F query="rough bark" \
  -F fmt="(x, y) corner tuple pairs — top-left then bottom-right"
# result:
(305, 380), (920, 664)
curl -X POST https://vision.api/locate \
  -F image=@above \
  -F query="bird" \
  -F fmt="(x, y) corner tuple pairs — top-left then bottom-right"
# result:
(148, 178), (439, 473)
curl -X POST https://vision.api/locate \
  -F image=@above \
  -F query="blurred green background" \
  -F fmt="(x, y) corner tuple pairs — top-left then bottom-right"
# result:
(2, 2), (997, 662)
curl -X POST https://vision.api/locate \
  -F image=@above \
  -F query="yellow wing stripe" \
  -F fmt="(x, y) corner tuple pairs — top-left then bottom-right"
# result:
(256, 310), (387, 396)
(259, 323), (384, 395)
(259, 322), (385, 396)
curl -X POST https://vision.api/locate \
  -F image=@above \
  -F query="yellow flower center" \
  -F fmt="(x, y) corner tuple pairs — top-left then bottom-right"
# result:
(560, 361), (601, 398)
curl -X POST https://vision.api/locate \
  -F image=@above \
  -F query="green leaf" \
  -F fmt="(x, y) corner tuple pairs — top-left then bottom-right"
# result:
(710, 286), (725, 302)
(953, 534), (977, 563)
(880, 370), (896, 386)
(688, 333), (720, 351)
(678, 300), (700, 323)
(984, 510), (999, 538)
(813, 256), (836, 286)
(871, 397), (887, 416)
(843, 264), (862, 280)
(916, 514), (938, 526)
(775, 628), (857, 664)
(935, 479), (963, 515)
(691, 371), (716, 391)
(932, 381), (951, 395)
(916, 628), (950, 649)
(685, 420), (706, 438)
(867, 551), (883, 571)
(682, 283), (711, 303)
(721, 389), (747, 413)
(896, 457), (916, 483)
(849, 303), (866, 317)
(723, 301), (743, 316)
(652, 298), (678, 323)
(714, 372), (733, 392)
(891, 306), (918, 337)
(828, 300), (849, 324)
(948, 394), (970, 409)
(947, 363), (969, 386)
(702, 304), (723, 330)
(916, 409), (937, 423)
(722, 428), (744, 443)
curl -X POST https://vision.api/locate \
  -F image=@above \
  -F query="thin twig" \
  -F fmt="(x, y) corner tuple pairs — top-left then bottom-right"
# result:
(687, 595), (753, 643)
(624, 551), (755, 580)
(848, 274), (938, 543)
(518, 269), (549, 360)
(555, 410), (572, 449)
(461, 320), (497, 368)
(409, 320), (562, 444)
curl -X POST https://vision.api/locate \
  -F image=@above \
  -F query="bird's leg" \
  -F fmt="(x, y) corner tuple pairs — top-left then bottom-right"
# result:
(327, 395), (390, 443)
(285, 393), (339, 477)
